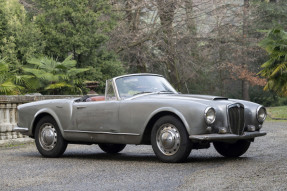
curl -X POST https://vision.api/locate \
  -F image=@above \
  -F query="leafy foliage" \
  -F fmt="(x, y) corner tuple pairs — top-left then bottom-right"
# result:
(0, 0), (45, 95)
(0, 0), (44, 65)
(1, 0), (287, 103)
(23, 56), (89, 95)
(251, 0), (287, 32)
(33, 0), (124, 82)
(259, 28), (287, 96)
(30, 0), (124, 92)
(0, 0), (124, 95)
(0, 57), (24, 95)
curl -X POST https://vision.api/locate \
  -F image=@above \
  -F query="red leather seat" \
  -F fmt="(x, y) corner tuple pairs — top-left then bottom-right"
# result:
(89, 96), (105, 101)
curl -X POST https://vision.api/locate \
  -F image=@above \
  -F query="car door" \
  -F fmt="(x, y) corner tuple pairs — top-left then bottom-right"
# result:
(73, 100), (120, 133)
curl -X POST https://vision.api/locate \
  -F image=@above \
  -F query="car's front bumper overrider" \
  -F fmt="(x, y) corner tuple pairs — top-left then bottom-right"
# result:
(189, 131), (266, 141)
(13, 126), (29, 136)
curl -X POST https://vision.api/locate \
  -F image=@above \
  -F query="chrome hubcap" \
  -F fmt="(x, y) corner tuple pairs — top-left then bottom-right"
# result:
(39, 123), (57, 151)
(156, 123), (180, 156)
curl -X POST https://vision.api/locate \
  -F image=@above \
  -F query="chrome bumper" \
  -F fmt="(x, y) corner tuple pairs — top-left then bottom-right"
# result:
(189, 131), (267, 141)
(13, 126), (29, 136)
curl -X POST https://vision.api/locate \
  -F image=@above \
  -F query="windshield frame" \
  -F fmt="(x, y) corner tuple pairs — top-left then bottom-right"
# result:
(111, 74), (178, 100)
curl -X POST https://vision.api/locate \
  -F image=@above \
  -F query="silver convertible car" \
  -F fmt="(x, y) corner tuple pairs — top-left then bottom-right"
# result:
(14, 73), (267, 163)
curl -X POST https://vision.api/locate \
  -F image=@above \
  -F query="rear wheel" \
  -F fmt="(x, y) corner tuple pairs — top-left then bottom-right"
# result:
(35, 116), (67, 158)
(151, 115), (192, 163)
(213, 140), (251, 157)
(98, 143), (126, 154)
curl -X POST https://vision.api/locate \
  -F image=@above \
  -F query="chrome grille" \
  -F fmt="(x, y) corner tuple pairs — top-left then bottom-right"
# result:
(228, 104), (245, 135)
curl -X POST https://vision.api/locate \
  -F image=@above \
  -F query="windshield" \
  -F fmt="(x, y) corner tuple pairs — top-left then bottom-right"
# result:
(115, 75), (177, 99)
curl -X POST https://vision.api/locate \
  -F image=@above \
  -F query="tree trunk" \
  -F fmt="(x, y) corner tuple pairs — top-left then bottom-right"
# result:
(185, 0), (196, 36)
(156, 0), (181, 90)
(242, 80), (250, 100)
(125, 1), (147, 73)
(242, 0), (250, 100)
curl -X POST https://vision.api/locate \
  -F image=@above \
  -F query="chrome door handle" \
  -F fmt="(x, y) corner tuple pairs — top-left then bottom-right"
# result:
(76, 106), (86, 109)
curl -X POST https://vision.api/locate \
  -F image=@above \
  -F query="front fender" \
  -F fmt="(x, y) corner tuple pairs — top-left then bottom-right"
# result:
(144, 107), (191, 135)
(32, 108), (66, 138)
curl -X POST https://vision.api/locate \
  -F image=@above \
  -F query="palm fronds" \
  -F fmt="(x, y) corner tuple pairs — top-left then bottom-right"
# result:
(24, 56), (89, 95)
(259, 28), (287, 96)
(0, 57), (23, 95)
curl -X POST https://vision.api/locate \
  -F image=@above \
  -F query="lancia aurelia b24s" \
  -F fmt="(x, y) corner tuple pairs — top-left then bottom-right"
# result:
(14, 74), (267, 163)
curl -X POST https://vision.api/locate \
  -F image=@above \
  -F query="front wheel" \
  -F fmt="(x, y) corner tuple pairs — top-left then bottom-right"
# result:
(35, 116), (67, 158)
(213, 140), (251, 158)
(98, 143), (126, 154)
(151, 115), (192, 163)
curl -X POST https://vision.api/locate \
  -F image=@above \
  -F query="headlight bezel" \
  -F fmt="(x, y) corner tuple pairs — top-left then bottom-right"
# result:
(204, 107), (216, 125)
(257, 106), (267, 123)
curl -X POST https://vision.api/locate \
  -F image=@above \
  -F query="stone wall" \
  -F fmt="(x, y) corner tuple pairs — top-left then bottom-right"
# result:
(0, 103), (19, 140)
(0, 95), (80, 142)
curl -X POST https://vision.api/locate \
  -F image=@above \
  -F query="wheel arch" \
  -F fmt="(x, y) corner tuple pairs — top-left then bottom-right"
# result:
(31, 108), (64, 138)
(140, 107), (190, 144)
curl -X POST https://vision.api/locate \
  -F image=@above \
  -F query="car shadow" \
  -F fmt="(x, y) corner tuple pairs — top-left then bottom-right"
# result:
(20, 145), (252, 164)
(61, 152), (159, 163)
(26, 151), (251, 164)
(186, 155), (250, 163)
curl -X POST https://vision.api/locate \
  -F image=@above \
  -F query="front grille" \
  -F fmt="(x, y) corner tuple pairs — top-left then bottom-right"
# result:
(228, 104), (245, 135)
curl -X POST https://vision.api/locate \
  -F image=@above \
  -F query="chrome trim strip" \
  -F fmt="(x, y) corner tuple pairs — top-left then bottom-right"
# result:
(13, 126), (29, 135)
(112, 78), (121, 100)
(113, 73), (163, 81)
(126, 92), (158, 100)
(126, 92), (178, 101)
(189, 131), (267, 141)
(64, 130), (140, 136)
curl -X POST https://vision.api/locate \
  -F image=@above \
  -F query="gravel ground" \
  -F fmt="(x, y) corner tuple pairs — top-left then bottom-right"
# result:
(0, 121), (286, 191)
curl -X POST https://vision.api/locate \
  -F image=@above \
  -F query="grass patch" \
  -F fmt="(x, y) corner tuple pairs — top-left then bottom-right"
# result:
(266, 106), (287, 121)
(1, 142), (28, 148)
(0, 139), (34, 148)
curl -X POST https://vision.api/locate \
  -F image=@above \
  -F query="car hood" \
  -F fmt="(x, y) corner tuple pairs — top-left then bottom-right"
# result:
(131, 93), (259, 109)
(132, 93), (229, 103)
(171, 94), (228, 101)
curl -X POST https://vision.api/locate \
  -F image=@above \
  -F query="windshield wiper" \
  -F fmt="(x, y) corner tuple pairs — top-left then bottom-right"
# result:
(133, 91), (153, 96)
(157, 90), (175, 94)
(133, 90), (174, 96)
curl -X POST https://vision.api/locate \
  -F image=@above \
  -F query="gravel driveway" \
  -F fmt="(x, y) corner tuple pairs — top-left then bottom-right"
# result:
(0, 121), (286, 191)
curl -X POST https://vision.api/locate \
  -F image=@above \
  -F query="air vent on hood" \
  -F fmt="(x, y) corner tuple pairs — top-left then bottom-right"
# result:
(179, 94), (228, 100)
(213, 97), (228, 100)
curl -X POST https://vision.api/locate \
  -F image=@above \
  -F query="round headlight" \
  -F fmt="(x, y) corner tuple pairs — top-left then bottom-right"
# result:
(257, 106), (267, 123)
(205, 107), (216, 125)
